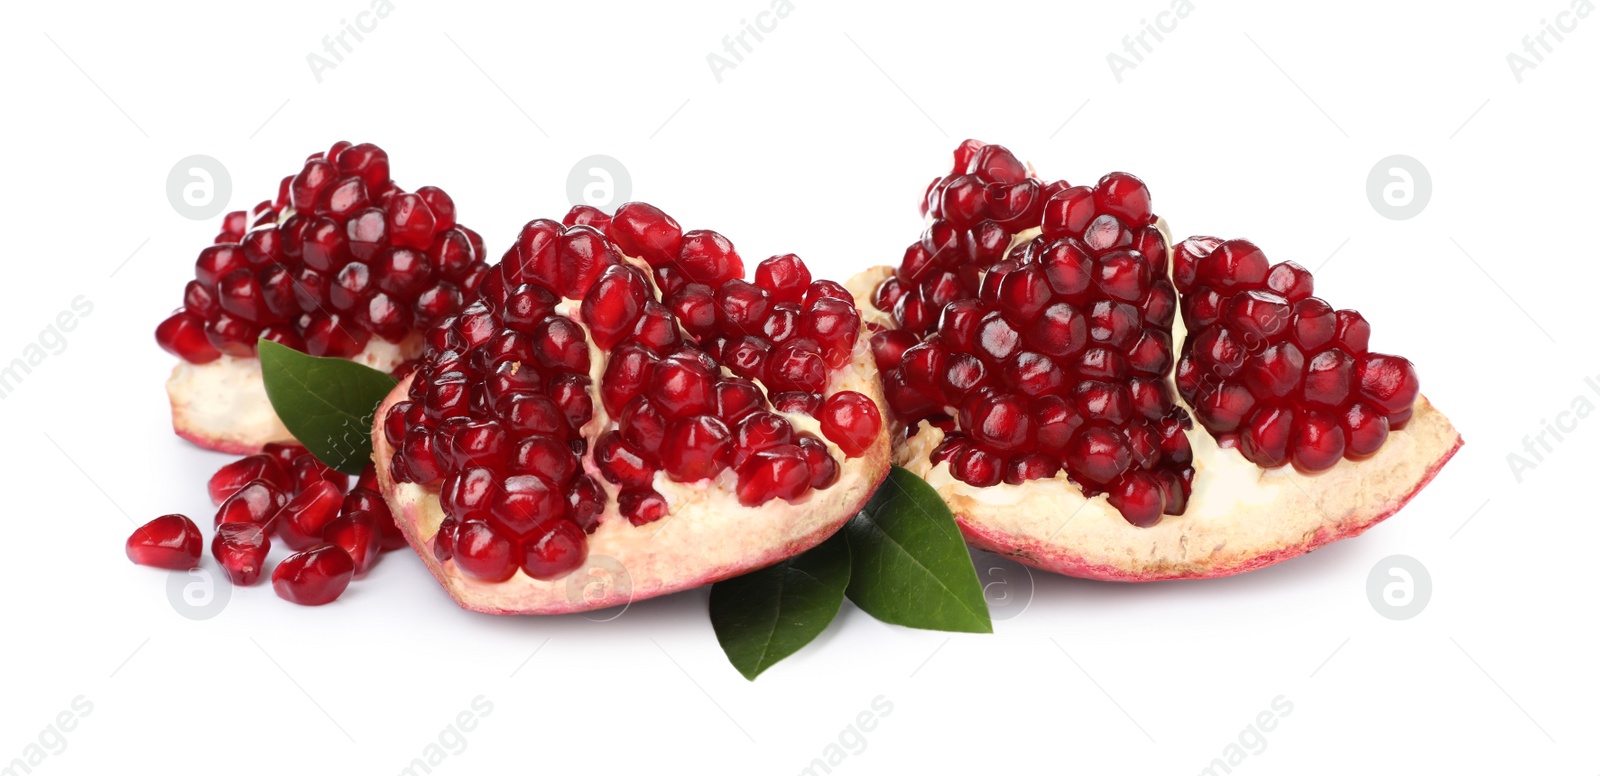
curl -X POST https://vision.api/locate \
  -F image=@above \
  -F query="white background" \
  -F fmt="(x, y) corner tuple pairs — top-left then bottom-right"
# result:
(1, 0), (1595, 773)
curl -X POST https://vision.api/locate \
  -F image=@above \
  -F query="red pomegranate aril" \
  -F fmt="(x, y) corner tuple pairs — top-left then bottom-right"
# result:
(611, 202), (684, 266)
(582, 265), (649, 350)
(716, 379), (764, 423)
(156, 312), (221, 363)
(819, 391), (882, 458)
(661, 415), (733, 482)
(452, 520), (518, 581)
(870, 329), (918, 371)
(521, 519), (587, 579)
(755, 254), (812, 303)
(766, 340), (828, 393)
(595, 431), (654, 489)
(1107, 471), (1164, 527)
(1240, 406), (1294, 467)
(126, 514), (203, 570)
(212, 522), (271, 585)
(950, 446), (1004, 487)
(490, 474), (562, 537)
(804, 297), (861, 368)
(208, 454), (290, 505)
(1004, 453), (1060, 485)
(649, 355), (716, 418)
(736, 445), (811, 506)
(276, 481), (344, 549)
(567, 475), (606, 533)
(273, 545), (356, 605)
(323, 511), (382, 575)
(795, 436), (840, 489)
(676, 229), (743, 285)
(1343, 403), (1390, 457)
(619, 489), (669, 526)
(1291, 412), (1346, 472)
(1356, 354), (1419, 416)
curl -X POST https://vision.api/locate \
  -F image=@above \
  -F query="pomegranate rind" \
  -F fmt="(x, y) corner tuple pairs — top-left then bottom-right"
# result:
(167, 335), (421, 454)
(849, 265), (1462, 581)
(371, 354), (893, 615)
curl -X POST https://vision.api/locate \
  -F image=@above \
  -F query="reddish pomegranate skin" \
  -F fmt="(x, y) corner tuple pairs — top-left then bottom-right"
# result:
(872, 140), (1192, 526)
(272, 545), (356, 605)
(1172, 237), (1420, 472)
(126, 515), (203, 570)
(380, 201), (888, 596)
(156, 141), (489, 363)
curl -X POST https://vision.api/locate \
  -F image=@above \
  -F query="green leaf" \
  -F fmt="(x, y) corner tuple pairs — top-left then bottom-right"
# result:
(710, 532), (851, 681)
(844, 466), (992, 634)
(258, 339), (398, 475)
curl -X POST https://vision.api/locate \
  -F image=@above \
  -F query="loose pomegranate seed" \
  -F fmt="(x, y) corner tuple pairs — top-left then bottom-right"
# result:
(272, 545), (356, 605)
(323, 510), (382, 575)
(275, 481), (343, 549)
(208, 454), (291, 505)
(215, 479), (289, 530)
(126, 514), (203, 570)
(212, 522), (271, 585)
(1174, 237), (1420, 472)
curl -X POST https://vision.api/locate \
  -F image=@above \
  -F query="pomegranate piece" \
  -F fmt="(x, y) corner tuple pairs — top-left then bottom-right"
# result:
(126, 514), (203, 570)
(272, 545), (356, 606)
(370, 200), (894, 614)
(853, 139), (1460, 582)
(871, 140), (1191, 527)
(161, 142), (490, 455)
(212, 522), (271, 585)
(1173, 238), (1420, 472)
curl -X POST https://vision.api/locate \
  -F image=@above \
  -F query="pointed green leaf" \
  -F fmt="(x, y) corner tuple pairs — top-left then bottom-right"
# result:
(844, 466), (992, 633)
(258, 339), (397, 475)
(710, 531), (851, 680)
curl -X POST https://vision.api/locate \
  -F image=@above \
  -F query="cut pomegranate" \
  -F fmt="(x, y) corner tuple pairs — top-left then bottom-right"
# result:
(272, 545), (356, 605)
(126, 514), (203, 570)
(159, 142), (489, 454)
(852, 140), (1460, 581)
(372, 202), (892, 614)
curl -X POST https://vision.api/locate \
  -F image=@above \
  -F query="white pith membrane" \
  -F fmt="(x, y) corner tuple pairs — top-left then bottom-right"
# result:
(846, 225), (1461, 582)
(373, 260), (893, 615)
(167, 330), (421, 455)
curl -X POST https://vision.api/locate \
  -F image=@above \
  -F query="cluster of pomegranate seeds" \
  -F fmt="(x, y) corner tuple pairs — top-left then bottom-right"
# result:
(155, 141), (489, 364)
(1172, 238), (1419, 471)
(870, 141), (1192, 526)
(385, 201), (882, 583)
(128, 443), (404, 605)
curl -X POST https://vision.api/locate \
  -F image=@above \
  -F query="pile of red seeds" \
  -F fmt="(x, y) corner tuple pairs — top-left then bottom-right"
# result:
(125, 443), (406, 605)
(1172, 237), (1419, 471)
(155, 141), (489, 364)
